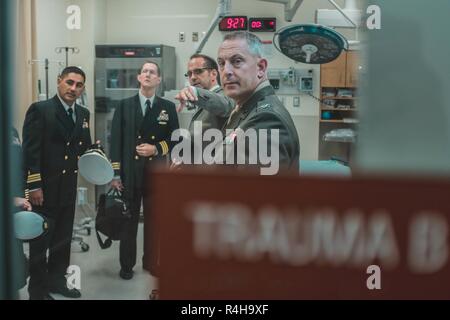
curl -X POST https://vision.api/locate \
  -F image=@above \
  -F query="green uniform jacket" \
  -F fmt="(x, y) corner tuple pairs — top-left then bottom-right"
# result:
(221, 85), (300, 173)
(188, 85), (234, 135)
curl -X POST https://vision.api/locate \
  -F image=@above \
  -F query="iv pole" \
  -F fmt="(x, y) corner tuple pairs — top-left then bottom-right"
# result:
(55, 46), (80, 66)
(195, 0), (231, 53)
(29, 59), (64, 100)
(29, 47), (79, 101)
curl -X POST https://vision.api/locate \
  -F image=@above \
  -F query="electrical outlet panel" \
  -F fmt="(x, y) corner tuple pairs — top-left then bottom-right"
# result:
(179, 32), (185, 42)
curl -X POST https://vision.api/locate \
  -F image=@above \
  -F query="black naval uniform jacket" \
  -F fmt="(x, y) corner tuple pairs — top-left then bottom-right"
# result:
(221, 84), (300, 172)
(110, 94), (179, 200)
(11, 127), (26, 199)
(22, 95), (92, 207)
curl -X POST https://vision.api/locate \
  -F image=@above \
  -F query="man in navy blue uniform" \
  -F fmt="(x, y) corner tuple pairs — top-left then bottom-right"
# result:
(110, 61), (179, 280)
(22, 66), (92, 299)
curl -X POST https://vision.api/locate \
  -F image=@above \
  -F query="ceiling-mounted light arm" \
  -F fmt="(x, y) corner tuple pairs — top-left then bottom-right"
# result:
(345, 0), (357, 10)
(327, 0), (357, 28)
(195, 0), (231, 53)
(258, 0), (304, 22)
(285, 0), (304, 22)
(327, 0), (359, 41)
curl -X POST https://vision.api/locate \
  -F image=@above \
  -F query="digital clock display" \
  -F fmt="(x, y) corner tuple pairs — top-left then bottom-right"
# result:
(219, 16), (248, 31)
(249, 18), (276, 32)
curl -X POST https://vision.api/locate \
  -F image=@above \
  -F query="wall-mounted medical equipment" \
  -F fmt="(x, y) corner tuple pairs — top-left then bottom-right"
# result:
(95, 45), (175, 106)
(268, 67), (313, 94)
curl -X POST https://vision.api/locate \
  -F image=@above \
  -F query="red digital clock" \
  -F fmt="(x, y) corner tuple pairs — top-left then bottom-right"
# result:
(219, 16), (248, 31)
(249, 17), (276, 32)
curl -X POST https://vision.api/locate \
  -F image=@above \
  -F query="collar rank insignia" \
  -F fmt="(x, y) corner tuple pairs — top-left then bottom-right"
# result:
(258, 103), (271, 110)
(157, 110), (169, 122)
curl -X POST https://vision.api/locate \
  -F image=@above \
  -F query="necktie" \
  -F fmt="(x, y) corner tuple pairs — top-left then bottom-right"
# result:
(145, 99), (151, 116)
(67, 107), (75, 130)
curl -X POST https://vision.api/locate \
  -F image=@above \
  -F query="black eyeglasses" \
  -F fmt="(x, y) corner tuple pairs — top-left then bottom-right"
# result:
(184, 67), (212, 78)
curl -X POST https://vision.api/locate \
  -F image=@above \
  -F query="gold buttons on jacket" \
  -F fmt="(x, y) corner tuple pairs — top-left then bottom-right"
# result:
(62, 170), (66, 174)
(64, 155), (68, 160)
(135, 155), (139, 160)
(149, 157), (153, 161)
(66, 142), (70, 146)
(74, 170), (78, 173)
(138, 135), (142, 139)
(151, 136), (155, 140)
(79, 141), (83, 146)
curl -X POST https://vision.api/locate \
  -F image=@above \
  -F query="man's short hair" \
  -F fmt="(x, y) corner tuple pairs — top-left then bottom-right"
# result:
(189, 53), (220, 84)
(222, 31), (264, 58)
(190, 54), (218, 71)
(140, 60), (161, 76)
(59, 66), (86, 82)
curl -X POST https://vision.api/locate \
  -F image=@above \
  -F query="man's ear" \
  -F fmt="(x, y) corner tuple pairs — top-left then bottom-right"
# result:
(257, 58), (268, 79)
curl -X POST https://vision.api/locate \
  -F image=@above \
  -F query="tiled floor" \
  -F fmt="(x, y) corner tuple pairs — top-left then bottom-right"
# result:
(19, 220), (156, 300)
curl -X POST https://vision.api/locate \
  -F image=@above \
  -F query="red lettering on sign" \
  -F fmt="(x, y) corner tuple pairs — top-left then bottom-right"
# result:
(227, 18), (233, 29)
(252, 21), (262, 29)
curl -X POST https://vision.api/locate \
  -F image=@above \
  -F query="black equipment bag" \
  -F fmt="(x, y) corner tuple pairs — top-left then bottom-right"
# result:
(95, 188), (131, 249)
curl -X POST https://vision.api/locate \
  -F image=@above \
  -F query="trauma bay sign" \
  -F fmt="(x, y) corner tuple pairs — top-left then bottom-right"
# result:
(148, 170), (449, 299)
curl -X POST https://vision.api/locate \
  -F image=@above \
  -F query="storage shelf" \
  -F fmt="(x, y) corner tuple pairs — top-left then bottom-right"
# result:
(320, 119), (359, 123)
(321, 107), (357, 111)
(320, 51), (359, 164)
(320, 120), (345, 123)
(323, 139), (355, 143)
(321, 96), (358, 100)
